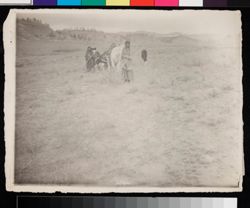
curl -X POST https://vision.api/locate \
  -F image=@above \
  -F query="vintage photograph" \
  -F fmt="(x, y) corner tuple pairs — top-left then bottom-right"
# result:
(4, 9), (243, 192)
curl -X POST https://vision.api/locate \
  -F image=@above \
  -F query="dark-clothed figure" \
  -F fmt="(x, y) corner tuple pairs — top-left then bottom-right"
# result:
(85, 47), (96, 71)
(85, 47), (101, 72)
(141, 49), (147, 63)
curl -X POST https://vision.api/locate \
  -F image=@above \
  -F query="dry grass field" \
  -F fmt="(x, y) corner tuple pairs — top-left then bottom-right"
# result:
(14, 19), (242, 187)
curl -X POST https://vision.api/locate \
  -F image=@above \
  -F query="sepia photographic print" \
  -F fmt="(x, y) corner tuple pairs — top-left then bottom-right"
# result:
(4, 9), (243, 193)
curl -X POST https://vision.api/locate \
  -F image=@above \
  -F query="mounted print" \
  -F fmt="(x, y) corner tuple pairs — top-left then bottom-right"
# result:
(4, 9), (243, 193)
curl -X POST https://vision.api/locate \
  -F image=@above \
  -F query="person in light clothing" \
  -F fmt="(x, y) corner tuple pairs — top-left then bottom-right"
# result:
(121, 40), (133, 82)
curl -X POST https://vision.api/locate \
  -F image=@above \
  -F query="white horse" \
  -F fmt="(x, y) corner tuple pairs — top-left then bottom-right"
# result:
(110, 43), (125, 72)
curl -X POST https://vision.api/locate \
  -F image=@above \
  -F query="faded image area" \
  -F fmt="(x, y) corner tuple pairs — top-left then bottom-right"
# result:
(6, 10), (243, 191)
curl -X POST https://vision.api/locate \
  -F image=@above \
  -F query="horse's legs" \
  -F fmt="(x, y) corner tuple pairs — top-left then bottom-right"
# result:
(110, 58), (115, 71)
(107, 57), (111, 71)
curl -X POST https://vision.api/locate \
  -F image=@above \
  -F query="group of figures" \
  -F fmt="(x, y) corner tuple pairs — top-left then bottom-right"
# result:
(84, 43), (115, 72)
(84, 41), (147, 82)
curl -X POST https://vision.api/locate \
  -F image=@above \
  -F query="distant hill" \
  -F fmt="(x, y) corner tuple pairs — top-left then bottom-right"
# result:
(159, 34), (198, 46)
(17, 18), (53, 40)
(18, 18), (234, 48)
(16, 18), (122, 43)
(16, 18), (193, 43)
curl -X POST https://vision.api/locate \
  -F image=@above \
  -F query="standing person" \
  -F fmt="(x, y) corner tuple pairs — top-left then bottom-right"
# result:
(121, 40), (133, 82)
(85, 47), (99, 72)
(85, 46), (94, 72)
(141, 49), (147, 64)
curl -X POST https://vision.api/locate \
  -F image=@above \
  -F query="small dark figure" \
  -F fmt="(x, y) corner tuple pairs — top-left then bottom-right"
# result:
(141, 49), (147, 63)
(85, 47), (95, 71)
(85, 47), (101, 72)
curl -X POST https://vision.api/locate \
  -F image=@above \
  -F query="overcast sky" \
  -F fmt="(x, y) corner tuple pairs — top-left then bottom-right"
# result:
(17, 9), (241, 35)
